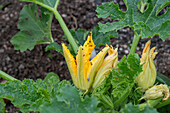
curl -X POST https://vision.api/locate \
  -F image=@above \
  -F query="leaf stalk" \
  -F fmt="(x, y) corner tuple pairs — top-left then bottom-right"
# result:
(130, 32), (141, 54)
(55, 0), (60, 9)
(23, 0), (78, 53)
(52, 10), (78, 53)
(0, 70), (17, 81)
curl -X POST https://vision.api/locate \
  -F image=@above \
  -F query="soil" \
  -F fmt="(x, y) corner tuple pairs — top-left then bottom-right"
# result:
(0, 0), (169, 112)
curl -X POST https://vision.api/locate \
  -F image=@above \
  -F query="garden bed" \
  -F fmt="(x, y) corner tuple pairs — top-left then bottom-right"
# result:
(0, 0), (169, 112)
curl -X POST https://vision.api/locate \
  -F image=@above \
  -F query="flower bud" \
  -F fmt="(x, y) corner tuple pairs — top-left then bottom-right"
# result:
(141, 84), (169, 101)
(136, 40), (158, 90)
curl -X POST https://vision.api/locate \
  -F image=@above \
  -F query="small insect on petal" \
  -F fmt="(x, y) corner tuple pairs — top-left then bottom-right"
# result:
(87, 77), (90, 81)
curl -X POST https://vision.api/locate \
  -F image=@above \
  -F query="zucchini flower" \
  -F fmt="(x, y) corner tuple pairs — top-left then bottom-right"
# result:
(92, 45), (118, 88)
(136, 40), (158, 91)
(141, 84), (169, 101)
(62, 33), (118, 91)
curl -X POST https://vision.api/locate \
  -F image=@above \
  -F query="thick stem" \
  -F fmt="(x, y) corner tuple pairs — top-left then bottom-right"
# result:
(130, 33), (141, 54)
(53, 10), (78, 53)
(0, 70), (17, 81)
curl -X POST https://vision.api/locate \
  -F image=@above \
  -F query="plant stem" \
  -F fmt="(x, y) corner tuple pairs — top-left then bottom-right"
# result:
(0, 70), (17, 81)
(31, 0), (78, 53)
(55, 0), (60, 9)
(155, 98), (170, 108)
(34, 1), (54, 12)
(53, 10), (78, 53)
(48, 13), (54, 43)
(129, 32), (141, 54)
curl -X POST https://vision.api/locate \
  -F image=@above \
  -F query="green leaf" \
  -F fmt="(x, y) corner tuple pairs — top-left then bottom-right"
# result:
(0, 5), (4, 9)
(139, 104), (158, 113)
(128, 84), (143, 105)
(93, 54), (143, 110)
(155, 97), (170, 109)
(21, 0), (58, 8)
(97, 0), (170, 40)
(0, 73), (69, 112)
(121, 103), (140, 113)
(157, 101), (170, 113)
(44, 72), (60, 83)
(64, 26), (118, 49)
(92, 73), (114, 109)
(137, 0), (149, 13)
(120, 103), (158, 113)
(11, 4), (53, 52)
(40, 85), (101, 113)
(45, 42), (63, 54)
(111, 55), (142, 109)
(92, 26), (118, 48)
(70, 28), (89, 45)
(156, 72), (170, 86)
(0, 79), (47, 112)
(0, 98), (5, 113)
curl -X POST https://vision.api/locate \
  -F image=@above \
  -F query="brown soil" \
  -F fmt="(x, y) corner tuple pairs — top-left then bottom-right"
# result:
(0, 0), (169, 112)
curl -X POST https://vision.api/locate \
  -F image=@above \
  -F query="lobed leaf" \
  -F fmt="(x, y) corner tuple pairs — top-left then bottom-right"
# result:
(0, 98), (5, 113)
(92, 73), (114, 109)
(111, 54), (142, 108)
(63, 26), (118, 49)
(0, 73), (64, 112)
(11, 4), (53, 52)
(40, 85), (101, 113)
(0, 72), (100, 113)
(120, 103), (158, 113)
(21, 0), (58, 8)
(69, 29), (89, 45)
(92, 26), (118, 48)
(93, 54), (143, 110)
(97, 0), (170, 40)
(45, 42), (63, 54)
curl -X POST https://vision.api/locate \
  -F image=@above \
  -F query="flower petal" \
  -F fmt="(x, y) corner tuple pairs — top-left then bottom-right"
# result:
(150, 47), (158, 60)
(62, 43), (78, 87)
(92, 48), (118, 88)
(76, 46), (87, 90)
(83, 32), (96, 61)
(142, 40), (151, 54)
(86, 46), (110, 88)
(136, 40), (157, 91)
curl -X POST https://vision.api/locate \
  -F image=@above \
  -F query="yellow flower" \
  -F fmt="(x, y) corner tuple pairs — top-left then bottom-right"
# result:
(62, 33), (118, 91)
(141, 84), (169, 101)
(136, 40), (158, 91)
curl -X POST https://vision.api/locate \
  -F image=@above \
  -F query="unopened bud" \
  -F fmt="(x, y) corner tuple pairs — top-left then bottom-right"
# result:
(136, 40), (158, 90)
(141, 84), (169, 101)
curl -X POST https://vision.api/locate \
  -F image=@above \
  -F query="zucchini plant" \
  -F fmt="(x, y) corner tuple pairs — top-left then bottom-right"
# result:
(0, 0), (169, 112)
